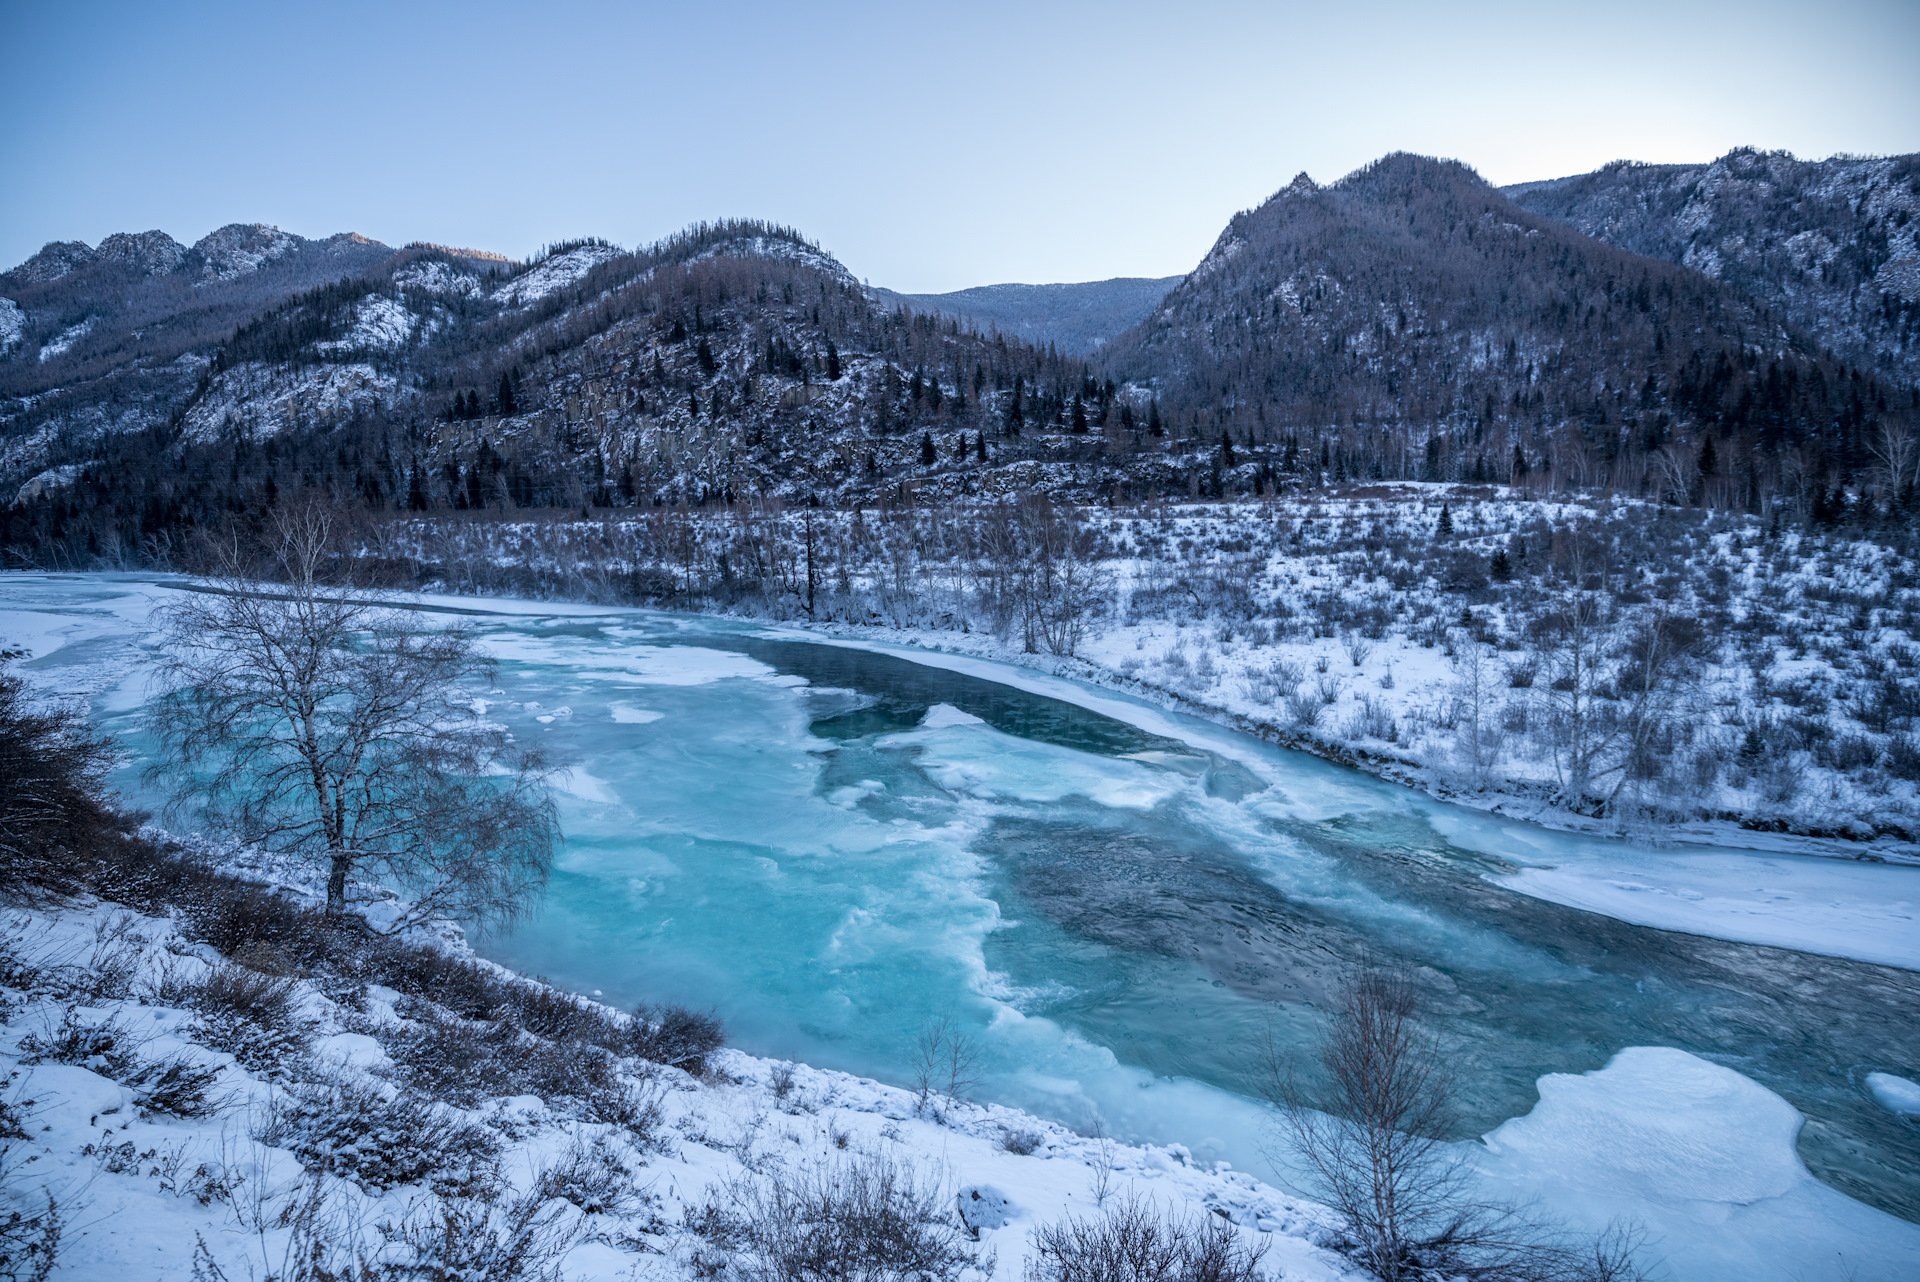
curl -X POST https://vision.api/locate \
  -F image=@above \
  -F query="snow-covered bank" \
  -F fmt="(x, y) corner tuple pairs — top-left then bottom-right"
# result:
(0, 893), (1350, 1282)
(6, 880), (1917, 1282)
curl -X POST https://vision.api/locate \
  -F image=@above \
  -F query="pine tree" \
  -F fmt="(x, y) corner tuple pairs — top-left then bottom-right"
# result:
(825, 338), (841, 380)
(1437, 503), (1454, 537)
(497, 372), (516, 417)
(920, 432), (936, 466)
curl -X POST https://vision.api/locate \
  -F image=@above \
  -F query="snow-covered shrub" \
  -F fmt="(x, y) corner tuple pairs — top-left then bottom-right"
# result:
(255, 1076), (501, 1198)
(582, 1073), (668, 1148)
(192, 962), (307, 1076)
(997, 1127), (1044, 1156)
(127, 1054), (226, 1119)
(628, 1004), (725, 1075)
(18, 1008), (139, 1079)
(385, 1185), (583, 1282)
(385, 1001), (521, 1106)
(537, 1131), (650, 1217)
(1025, 1195), (1267, 1282)
(692, 1153), (983, 1282)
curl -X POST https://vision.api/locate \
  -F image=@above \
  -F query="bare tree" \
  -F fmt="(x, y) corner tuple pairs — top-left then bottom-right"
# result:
(1266, 967), (1645, 1282)
(148, 504), (557, 923)
(1447, 635), (1503, 788)
(910, 1015), (981, 1117)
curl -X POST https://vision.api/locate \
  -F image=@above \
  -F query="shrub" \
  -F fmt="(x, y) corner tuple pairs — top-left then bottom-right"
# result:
(19, 1009), (140, 1079)
(997, 1127), (1045, 1156)
(537, 1132), (648, 1217)
(694, 1153), (981, 1282)
(1026, 1196), (1267, 1282)
(385, 1003), (521, 1106)
(127, 1055), (226, 1119)
(255, 1076), (501, 1198)
(385, 1187), (582, 1282)
(628, 1004), (724, 1074)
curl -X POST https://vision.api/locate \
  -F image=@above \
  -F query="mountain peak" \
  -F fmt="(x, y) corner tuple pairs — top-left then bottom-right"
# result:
(191, 223), (300, 281)
(96, 230), (188, 276)
(8, 240), (96, 285)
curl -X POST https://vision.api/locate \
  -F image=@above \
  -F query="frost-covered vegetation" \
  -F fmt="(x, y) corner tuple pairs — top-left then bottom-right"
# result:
(373, 484), (1920, 840)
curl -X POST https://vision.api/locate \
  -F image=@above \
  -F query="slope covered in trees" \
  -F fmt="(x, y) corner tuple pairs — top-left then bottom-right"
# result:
(1099, 155), (1917, 512)
(1507, 148), (1920, 387)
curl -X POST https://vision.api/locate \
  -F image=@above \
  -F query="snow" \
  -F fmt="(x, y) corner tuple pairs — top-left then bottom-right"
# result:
(1477, 1048), (1920, 1282)
(1866, 1071), (1920, 1118)
(478, 632), (779, 686)
(393, 259), (483, 297)
(608, 702), (664, 724)
(181, 361), (399, 442)
(13, 462), (84, 505)
(491, 244), (624, 305)
(315, 293), (417, 353)
(36, 316), (94, 361)
(0, 297), (21, 355)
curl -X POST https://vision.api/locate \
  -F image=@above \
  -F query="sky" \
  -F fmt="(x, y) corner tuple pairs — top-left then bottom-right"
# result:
(3, 0), (1917, 293)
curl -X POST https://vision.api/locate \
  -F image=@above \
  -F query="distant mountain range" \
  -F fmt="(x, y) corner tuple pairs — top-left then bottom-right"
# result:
(869, 278), (1181, 356)
(2, 148), (1914, 562)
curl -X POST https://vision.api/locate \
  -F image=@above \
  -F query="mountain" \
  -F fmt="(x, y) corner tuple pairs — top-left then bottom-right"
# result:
(2, 220), (1156, 559)
(0, 225), (418, 487)
(871, 277), (1181, 356)
(1505, 147), (1920, 387)
(1099, 154), (1911, 500)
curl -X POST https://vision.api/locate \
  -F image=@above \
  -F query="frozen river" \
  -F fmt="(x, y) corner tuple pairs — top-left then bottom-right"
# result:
(5, 572), (1918, 1281)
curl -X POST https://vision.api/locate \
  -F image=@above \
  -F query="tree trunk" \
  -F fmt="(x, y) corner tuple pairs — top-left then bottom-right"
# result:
(326, 852), (351, 916)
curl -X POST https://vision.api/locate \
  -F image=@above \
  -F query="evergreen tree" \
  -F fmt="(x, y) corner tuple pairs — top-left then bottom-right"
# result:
(825, 337), (841, 380)
(920, 432), (936, 466)
(1437, 503), (1454, 537)
(497, 372), (516, 417)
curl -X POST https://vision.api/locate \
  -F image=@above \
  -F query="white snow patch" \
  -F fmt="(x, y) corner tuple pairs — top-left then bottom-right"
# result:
(182, 362), (400, 442)
(491, 244), (623, 305)
(37, 317), (94, 361)
(393, 259), (483, 297)
(0, 297), (22, 355)
(608, 702), (664, 725)
(315, 294), (417, 353)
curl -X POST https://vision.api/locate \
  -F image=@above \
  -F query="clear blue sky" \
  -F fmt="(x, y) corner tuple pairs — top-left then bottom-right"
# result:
(4, 0), (1916, 292)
